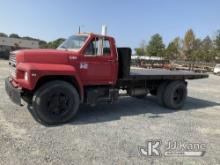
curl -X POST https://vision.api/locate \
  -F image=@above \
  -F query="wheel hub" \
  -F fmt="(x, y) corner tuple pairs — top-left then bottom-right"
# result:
(47, 92), (70, 115)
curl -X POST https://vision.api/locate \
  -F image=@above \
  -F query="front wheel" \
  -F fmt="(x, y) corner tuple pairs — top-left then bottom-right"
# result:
(32, 80), (80, 125)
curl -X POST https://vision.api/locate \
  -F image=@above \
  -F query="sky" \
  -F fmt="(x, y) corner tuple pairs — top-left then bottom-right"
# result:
(0, 0), (220, 50)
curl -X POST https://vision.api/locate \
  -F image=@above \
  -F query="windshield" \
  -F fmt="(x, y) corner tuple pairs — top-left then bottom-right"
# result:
(58, 35), (88, 50)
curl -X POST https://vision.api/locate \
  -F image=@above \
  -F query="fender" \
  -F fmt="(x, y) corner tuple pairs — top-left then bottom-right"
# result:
(15, 63), (84, 99)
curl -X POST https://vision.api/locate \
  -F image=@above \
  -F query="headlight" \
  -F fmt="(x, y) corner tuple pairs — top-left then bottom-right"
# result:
(24, 72), (28, 81)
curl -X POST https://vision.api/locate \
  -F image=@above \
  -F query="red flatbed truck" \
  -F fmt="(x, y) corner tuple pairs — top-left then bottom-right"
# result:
(5, 33), (208, 125)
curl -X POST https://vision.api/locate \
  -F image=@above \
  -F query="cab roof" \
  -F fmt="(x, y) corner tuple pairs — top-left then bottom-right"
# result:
(76, 32), (114, 39)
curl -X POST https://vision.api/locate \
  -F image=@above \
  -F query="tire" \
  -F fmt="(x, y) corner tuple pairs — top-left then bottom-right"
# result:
(157, 81), (169, 106)
(22, 95), (32, 104)
(134, 95), (146, 99)
(32, 80), (80, 125)
(163, 81), (187, 110)
(150, 89), (157, 96)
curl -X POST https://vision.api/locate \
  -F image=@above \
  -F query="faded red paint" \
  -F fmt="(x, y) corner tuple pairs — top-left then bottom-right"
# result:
(11, 33), (119, 99)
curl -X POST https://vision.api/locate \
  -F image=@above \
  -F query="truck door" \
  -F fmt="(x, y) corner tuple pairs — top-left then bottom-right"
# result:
(80, 37), (116, 85)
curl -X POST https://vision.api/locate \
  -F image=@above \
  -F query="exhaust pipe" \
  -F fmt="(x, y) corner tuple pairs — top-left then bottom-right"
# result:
(102, 25), (107, 36)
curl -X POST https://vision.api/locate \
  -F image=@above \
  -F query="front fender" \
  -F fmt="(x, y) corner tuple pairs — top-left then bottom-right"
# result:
(16, 63), (83, 97)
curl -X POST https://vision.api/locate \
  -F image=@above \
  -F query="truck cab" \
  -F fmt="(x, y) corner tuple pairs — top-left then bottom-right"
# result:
(68, 34), (119, 86)
(5, 33), (208, 125)
(8, 33), (118, 92)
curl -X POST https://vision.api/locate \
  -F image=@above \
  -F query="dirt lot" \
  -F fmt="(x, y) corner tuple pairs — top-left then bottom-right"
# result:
(0, 59), (220, 165)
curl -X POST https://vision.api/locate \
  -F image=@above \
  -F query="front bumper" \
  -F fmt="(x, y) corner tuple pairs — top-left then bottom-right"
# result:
(5, 77), (22, 105)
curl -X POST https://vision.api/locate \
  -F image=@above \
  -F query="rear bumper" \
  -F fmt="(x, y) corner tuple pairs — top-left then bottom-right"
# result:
(5, 77), (22, 105)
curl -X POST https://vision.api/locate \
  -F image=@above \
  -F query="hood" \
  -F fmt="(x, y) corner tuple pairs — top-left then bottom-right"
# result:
(15, 49), (79, 64)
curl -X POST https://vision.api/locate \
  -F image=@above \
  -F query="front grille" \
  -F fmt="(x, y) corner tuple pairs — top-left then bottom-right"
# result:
(9, 53), (16, 78)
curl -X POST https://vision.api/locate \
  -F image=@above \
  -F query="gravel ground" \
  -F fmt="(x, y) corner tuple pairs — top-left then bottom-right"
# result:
(0, 59), (220, 165)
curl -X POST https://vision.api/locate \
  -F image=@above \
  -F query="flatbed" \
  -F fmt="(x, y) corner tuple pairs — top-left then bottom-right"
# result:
(127, 68), (209, 80)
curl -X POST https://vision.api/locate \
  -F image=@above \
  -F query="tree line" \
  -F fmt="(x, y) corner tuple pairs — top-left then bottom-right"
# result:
(135, 29), (220, 62)
(0, 32), (65, 49)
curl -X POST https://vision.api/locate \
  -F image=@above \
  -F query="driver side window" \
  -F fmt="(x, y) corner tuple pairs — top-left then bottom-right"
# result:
(85, 38), (98, 56)
(85, 37), (111, 56)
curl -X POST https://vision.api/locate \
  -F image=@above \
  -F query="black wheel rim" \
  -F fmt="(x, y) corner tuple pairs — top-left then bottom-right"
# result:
(47, 91), (71, 116)
(173, 88), (184, 104)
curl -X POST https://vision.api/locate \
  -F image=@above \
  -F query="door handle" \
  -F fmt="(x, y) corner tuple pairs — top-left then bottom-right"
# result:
(108, 59), (114, 62)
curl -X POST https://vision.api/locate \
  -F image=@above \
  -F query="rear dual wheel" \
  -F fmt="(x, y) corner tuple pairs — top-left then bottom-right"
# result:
(157, 81), (187, 110)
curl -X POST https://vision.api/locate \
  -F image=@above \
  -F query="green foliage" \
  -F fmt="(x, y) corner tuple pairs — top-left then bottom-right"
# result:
(189, 36), (216, 62)
(9, 33), (20, 38)
(165, 37), (180, 60)
(44, 38), (65, 49)
(0, 33), (8, 37)
(201, 36), (215, 61)
(214, 31), (220, 59)
(191, 39), (202, 61)
(165, 42), (176, 59)
(39, 40), (48, 48)
(147, 34), (165, 57)
(214, 31), (220, 50)
(135, 48), (145, 56)
(135, 29), (220, 62)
